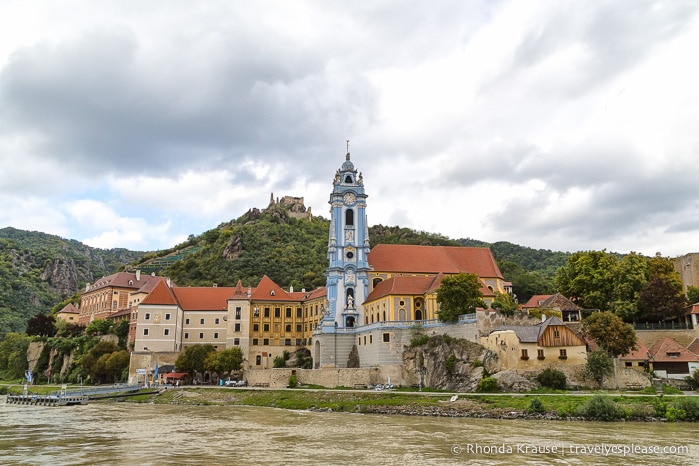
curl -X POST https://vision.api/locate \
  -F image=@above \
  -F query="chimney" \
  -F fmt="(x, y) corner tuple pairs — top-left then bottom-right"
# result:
(213, 283), (217, 287)
(542, 314), (546, 322)
(247, 286), (251, 297)
(166, 278), (171, 288)
(289, 285), (294, 293)
(86, 283), (91, 292)
(136, 270), (141, 281)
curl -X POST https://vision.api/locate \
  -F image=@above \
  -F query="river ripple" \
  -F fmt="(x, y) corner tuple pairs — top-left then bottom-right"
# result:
(1, 397), (698, 465)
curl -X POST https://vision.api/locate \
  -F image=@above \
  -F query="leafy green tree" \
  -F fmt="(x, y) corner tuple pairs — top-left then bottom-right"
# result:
(536, 368), (567, 390)
(586, 350), (614, 388)
(205, 347), (244, 374)
(0, 332), (30, 378)
(582, 311), (637, 357)
(687, 286), (699, 305)
(555, 250), (617, 310)
(105, 350), (130, 382)
(176, 344), (216, 377)
(26, 313), (56, 336)
(491, 291), (518, 316)
(637, 276), (687, 322)
(81, 340), (119, 381)
(85, 319), (111, 335)
(436, 273), (486, 323)
(609, 252), (649, 322)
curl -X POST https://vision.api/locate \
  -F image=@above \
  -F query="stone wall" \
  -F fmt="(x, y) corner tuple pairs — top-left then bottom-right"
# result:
(244, 366), (402, 388)
(476, 310), (540, 337)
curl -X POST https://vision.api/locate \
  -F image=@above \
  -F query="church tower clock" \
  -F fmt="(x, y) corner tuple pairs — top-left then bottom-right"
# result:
(322, 146), (370, 330)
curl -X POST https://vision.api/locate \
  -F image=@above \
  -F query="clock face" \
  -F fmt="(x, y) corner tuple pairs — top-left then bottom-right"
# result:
(343, 192), (356, 204)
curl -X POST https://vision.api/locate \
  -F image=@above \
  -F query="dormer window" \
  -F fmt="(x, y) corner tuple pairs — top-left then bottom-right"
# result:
(270, 290), (275, 296)
(129, 280), (133, 285)
(668, 352), (680, 358)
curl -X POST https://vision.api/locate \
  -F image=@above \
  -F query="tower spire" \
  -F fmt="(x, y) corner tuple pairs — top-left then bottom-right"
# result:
(346, 139), (350, 159)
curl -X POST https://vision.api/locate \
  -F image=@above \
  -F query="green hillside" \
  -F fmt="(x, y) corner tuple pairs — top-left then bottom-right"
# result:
(0, 227), (145, 338)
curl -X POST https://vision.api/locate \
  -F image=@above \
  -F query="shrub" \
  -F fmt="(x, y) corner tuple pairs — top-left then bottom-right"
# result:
(661, 384), (682, 395)
(527, 397), (545, 414)
(445, 355), (458, 374)
(273, 356), (286, 368)
(471, 359), (482, 368)
(579, 395), (622, 421)
(288, 374), (298, 388)
(478, 377), (498, 392)
(0, 386), (8, 395)
(536, 368), (567, 390)
(651, 397), (667, 417)
(671, 398), (699, 421)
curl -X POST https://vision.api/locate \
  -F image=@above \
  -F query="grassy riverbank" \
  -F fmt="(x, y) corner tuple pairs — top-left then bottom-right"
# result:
(116, 387), (699, 422)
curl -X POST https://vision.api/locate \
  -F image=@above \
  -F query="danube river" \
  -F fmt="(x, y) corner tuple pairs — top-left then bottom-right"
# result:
(1, 398), (697, 465)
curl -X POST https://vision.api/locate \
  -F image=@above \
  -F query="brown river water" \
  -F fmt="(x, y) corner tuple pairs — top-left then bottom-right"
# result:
(1, 397), (698, 465)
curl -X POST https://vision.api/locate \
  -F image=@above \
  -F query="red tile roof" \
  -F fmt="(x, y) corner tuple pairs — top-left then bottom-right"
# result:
(620, 339), (650, 361)
(367, 244), (503, 278)
(57, 303), (80, 315)
(687, 338), (699, 356)
(521, 295), (554, 309)
(141, 280), (179, 306)
(365, 275), (443, 302)
(173, 287), (235, 311)
(249, 275), (294, 301)
(87, 271), (167, 293)
(648, 338), (699, 363)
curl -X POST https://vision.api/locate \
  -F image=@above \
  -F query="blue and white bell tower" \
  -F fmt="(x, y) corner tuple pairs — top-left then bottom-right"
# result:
(322, 147), (370, 330)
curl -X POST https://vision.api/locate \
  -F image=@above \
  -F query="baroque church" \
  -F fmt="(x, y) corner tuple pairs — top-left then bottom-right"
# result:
(126, 149), (506, 377)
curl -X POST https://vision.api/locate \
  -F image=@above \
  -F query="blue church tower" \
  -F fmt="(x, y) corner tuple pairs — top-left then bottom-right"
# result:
(321, 148), (370, 331)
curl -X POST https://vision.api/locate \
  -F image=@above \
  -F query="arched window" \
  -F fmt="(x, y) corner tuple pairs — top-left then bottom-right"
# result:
(372, 277), (382, 288)
(345, 209), (354, 226)
(345, 175), (352, 183)
(415, 310), (423, 320)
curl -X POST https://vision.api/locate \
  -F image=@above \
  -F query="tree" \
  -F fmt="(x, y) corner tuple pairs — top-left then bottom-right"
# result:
(609, 252), (649, 322)
(205, 347), (244, 374)
(26, 313), (56, 336)
(105, 350), (130, 383)
(81, 340), (119, 381)
(637, 276), (687, 322)
(491, 291), (518, 316)
(0, 332), (30, 378)
(586, 350), (614, 388)
(555, 250), (617, 310)
(436, 273), (486, 323)
(85, 319), (111, 336)
(687, 286), (699, 305)
(582, 311), (637, 357)
(176, 344), (216, 377)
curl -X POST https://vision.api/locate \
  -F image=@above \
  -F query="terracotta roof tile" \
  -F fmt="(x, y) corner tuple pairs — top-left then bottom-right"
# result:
(521, 295), (554, 309)
(57, 303), (80, 315)
(249, 275), (294, 301)
(620, 338), (650, 361)
(173, 287), (235, 311)
(687, 338), (699, 356)
(365, 276), (440, 302)
(649, 338), (699, 363)
(141, 280), (179, 306)
(367, 244), (503, 278)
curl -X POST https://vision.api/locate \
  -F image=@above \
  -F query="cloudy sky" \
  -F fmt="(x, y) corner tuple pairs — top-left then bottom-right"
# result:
(1, 1), (698, 257)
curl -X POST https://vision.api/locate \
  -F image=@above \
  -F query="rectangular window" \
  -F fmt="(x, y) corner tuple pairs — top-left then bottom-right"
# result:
(215, 318), (220, 325)
(264, 308), (270, 318)
(234, 338), (240, 345)
(369, 335), (373, 344)
(559, 349), (567, 359)
(625, 361), (632, 367)
(296, 324), (302, 333)
(553, 329), (560, 338)
(200, 318), (205, 325)
(164, 328), (170, 336)
(263, 323), (270, 332)
(275, 308), (281, 318)
(184, 332), (189, 339)
(537, 349), (545, 360)
(253, 323), (259, 332)
(199, 332), (204, 339)
(234, 323), (241, 332)
(296, 339), (301, 346)
(382, 333), (390, 343)
(143, 328), (149, 336)
(521, 349), (529, 360)
(235, 307), (241, 320)
(214, 332), (219, 339)
(358, 337), (361, 346)
(296, 308), (302, 318)
(165, 313), (171, 321)
(185, 318), (190, 325)
(263, 338), (269, 345)
(285, 324), (292, 332)
(285, 338), (291, 346)
(144, 313), (151, 320)
(286, 307), (292, 318)
(252, 338), (258, 346)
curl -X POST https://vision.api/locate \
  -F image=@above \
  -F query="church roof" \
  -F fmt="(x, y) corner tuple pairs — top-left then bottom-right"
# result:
(367, 244), (503, 278)
(364, 275), (444, 303)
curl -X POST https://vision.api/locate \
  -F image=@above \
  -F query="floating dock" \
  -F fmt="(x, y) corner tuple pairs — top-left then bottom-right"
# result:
(6, 393), (88, 406)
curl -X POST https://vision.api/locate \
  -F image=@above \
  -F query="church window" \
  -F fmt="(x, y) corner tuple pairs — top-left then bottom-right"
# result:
(345, 209), (354, 226)
(345, 175), (352, 183)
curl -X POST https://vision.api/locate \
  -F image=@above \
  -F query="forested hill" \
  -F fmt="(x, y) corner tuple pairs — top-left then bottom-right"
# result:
(0, 205), (569, 338)
(0, 227), (145, 337)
